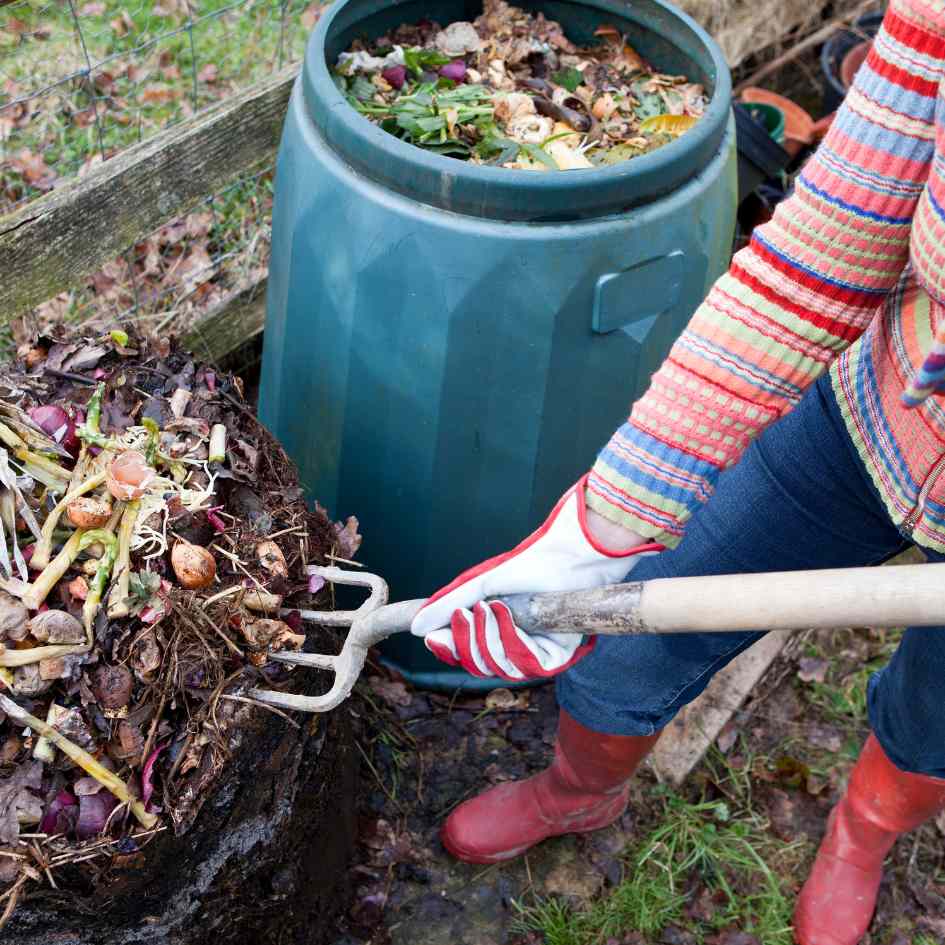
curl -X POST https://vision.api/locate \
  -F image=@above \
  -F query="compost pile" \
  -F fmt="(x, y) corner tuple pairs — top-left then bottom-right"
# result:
(334, 0), (706, 169)
(0, 330), (356, 921)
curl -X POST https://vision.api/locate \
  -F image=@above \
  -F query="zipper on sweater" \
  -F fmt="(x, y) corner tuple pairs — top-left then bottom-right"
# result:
(902, 453), (945, 536)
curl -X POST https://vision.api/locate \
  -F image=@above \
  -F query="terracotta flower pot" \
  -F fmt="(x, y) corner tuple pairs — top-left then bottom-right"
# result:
(841, 41), (871, 89)
(739, 87), (814, 157)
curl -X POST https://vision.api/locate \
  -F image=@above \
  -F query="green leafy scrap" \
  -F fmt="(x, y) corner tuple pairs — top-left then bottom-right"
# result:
(551, 67), (584, 92)
(403, 47), (451, 76)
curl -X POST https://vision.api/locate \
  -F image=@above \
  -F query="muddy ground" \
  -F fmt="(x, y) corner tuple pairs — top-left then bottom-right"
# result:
(327, 629), (945, 945)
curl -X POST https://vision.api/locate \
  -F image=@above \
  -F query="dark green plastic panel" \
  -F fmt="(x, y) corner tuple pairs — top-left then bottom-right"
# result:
(259, 0), (737, 690)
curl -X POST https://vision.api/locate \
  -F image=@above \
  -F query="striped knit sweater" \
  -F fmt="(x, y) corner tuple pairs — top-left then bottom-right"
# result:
(587, 0), (945, 553)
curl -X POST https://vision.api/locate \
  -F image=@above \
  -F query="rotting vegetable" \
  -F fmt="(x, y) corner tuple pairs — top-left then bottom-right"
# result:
(334, 0), (705, 169)
(0, 328), (359, 926)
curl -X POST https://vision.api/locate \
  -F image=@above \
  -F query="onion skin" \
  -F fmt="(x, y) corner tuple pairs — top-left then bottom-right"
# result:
(29, 405), (79, 456)
(439, 60), (467, 82)
(382, 65), (407, 89)
(171, 541), (217, 590)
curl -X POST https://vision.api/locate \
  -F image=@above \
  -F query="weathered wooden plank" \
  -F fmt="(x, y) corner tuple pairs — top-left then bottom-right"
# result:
(183, 276), (268, 364)
(649, 632), (791, 786)
(0, 65), (298, 320)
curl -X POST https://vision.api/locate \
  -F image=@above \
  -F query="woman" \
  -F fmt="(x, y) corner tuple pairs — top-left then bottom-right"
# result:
(409, 1), (945, 941)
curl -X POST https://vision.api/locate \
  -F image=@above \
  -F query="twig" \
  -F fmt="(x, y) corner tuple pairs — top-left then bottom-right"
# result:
(263, 525), (305, 541)
(0, 694), (157, 830)
(42, 368), (96, 387)
(190, 605), (244, 657)
(201, 585), (243, 607)
(0, 875), (27, 931)
(326, 553), (363, 568)
(734, 1), (880, 95)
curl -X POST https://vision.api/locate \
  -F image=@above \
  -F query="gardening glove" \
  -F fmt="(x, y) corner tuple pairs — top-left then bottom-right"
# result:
(410, 475), (663, 681)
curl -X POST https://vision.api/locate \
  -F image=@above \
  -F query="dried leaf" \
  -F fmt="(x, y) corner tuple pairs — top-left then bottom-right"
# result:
(333, 515), (362, 559)
(808, 724), (843, 753)
(131, 630), (163, 681)
(141, 83), (177, 105)
(198, 63), (218, 84)
(0, 760), (43, 845)
(797, 656), (829, 684)
(485, 687), (529, 710)
(8, 148), (56, 189)
(110, 10), (134, 35)
(368, 678), (412, 707)
(639, 113), (697, 136)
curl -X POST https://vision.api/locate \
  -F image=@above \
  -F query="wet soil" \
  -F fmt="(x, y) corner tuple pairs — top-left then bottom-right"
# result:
(330, 635), (945, 945)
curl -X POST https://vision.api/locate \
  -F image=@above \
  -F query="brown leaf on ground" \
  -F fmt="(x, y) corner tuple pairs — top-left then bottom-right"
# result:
(141, 83), (178, 105)
(186, 211), (214, 240)
(485, 687), (530, 710)
(110, 10), (135, 36)
(7, 148), (56, 189)
(715, 719), (738, 754)
(807, 723), (843, 753)
(164, 243), (213, 292)
(797, 656), (829, 683)
(198, 63), (219, 84)
(72, 106), (97, 128)
(368, 678), (412, 708)
(765, 787), (799, 841)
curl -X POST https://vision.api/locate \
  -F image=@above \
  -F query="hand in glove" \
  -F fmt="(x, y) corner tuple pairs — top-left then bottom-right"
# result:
(410, 475), (663, 681)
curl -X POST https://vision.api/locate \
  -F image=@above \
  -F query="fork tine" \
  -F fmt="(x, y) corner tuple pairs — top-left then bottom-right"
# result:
(269, 651), (337, 670)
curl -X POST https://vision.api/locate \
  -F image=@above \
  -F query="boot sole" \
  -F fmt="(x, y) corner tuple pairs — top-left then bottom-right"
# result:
(442, 809), (624, 865)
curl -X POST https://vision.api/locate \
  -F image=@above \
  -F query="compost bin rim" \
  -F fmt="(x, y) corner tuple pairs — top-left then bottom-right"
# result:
(301, 0), (733, 222)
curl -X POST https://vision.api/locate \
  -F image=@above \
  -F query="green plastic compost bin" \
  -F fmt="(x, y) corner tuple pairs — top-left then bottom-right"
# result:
(259, 0), (737, 690)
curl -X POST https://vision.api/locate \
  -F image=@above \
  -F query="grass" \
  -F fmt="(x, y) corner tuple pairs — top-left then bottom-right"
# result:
(2, 0), (315, 207)
(2, 0), (315, 347)
(800, 629), (901, 735)
(512, 783), (803, 945)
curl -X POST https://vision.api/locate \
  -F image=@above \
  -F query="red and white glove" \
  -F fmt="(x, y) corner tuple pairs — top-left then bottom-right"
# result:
(410, 476), (663, 681)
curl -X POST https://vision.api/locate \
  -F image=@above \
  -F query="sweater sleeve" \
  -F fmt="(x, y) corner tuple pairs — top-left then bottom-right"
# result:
(587, 0), (945, 546)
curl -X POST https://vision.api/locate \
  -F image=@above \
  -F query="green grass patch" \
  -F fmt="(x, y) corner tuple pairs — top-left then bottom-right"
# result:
(2, 0), (316, 211)
(512, 789), (802, 945)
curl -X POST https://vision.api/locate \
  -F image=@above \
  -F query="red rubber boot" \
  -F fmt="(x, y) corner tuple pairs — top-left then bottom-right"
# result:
(794, 733), (945, 945)
(441, 709), (661, 864)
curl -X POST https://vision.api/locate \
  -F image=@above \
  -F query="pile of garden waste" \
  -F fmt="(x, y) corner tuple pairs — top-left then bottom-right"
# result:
(334, 0), (706, 169)
(0, 330), (357, 921)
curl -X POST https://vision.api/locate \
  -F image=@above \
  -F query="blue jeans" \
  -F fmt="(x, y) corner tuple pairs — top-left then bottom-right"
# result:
(557, 374), (945, 777)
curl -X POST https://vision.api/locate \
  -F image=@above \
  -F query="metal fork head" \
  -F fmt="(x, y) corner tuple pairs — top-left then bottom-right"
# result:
(247, 565), (390, 714)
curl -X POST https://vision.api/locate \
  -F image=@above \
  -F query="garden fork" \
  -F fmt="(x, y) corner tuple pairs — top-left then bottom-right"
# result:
(249, 561), (945, 714)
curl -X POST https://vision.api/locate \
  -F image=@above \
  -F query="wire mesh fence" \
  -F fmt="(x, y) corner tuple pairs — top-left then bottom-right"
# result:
(1, 0), (321, 363)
